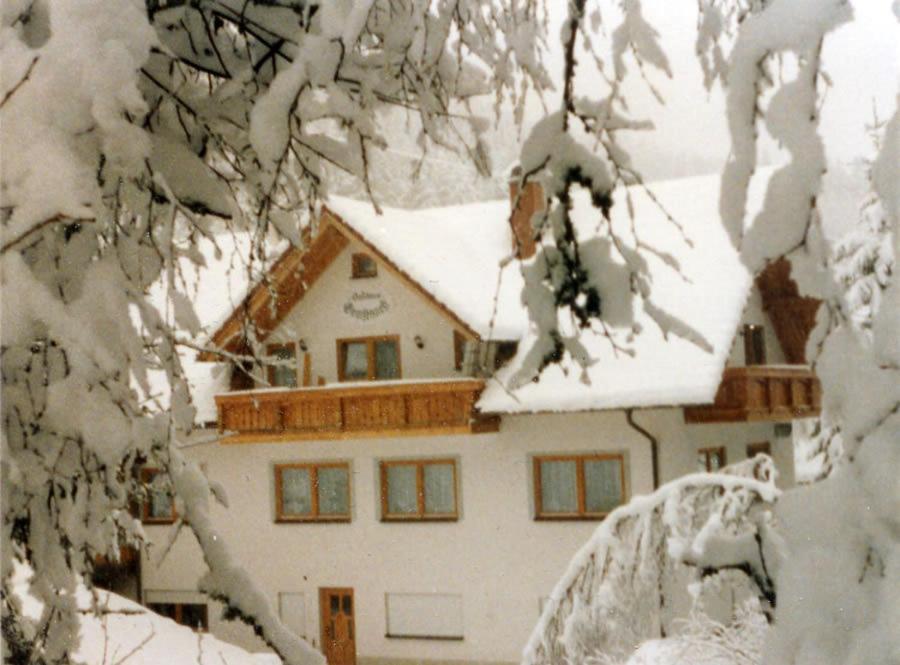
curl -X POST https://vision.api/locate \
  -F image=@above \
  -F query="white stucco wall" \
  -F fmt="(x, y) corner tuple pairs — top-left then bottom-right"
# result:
(265, 237), (467, 385)
(141, 408), (794, 664)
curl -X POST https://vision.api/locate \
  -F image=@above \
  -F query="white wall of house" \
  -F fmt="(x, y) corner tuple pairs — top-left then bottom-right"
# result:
(266, 237), (467, 385)
(141, 408), (795, 664)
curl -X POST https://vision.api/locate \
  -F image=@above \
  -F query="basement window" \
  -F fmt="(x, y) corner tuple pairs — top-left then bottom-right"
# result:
(147, 602), (208, 632)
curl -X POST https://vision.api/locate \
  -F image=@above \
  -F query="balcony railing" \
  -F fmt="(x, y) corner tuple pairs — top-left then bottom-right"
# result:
(683, 365), (821, 424)
(215, 379), (500, 442)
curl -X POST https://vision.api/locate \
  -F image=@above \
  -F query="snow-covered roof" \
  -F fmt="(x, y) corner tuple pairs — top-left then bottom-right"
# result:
(478, 172), (766, 414)
(326, 196), (526, 339)
(147, 170), (767, 420)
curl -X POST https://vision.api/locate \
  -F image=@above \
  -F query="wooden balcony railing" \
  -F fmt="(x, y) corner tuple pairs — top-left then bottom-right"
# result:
(683, 366), (821, 424)
(215, 379), (500, 442)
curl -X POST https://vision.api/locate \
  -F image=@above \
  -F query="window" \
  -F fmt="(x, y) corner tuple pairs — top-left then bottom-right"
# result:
(698, 447), (727, 472)
(380, 459), (457, 521)
(533, 454), (625, 520)
(746, 441), (771, 458)
(743, 324), (766, 365)
(337, 336), (400, 381)
(275, 463), (351, 522)
(267, 342), (297, 388)
(385, 593), (464, 640)
(453, 330), (467, 372)
(147, 602), (208, 632)
(141, 468), (175, 524)
(351, 253), (377, 279)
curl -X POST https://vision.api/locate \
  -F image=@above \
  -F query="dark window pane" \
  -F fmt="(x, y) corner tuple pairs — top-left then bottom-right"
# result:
(539, 460), (577, 513)
(386, 465), (417, 515)
(374, 340), (399, 379)
(342, 342), (368, 380)
(148, 603), (177, 621)
(584, 459), (622, 514)
(281, 468), (312, 516)
(342, 595), (352, 615)
(330, 595), (340, 613)
(181, 604), (208, 631)
(317, 467), (349, 516)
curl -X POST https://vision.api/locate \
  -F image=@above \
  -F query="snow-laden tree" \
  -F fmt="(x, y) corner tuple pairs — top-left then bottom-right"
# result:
(511, 1), (898, 664)
(1, 0), (897, 664)
(0, 1), (549, 662)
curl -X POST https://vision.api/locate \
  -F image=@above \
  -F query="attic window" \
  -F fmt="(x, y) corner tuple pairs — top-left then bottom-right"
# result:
(352, 253), (377, 279)
(743, 324), (766, 365)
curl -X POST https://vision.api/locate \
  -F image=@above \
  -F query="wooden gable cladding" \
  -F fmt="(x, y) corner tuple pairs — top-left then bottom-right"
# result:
(755, 258), (822, 364)
(201, 222), (349, 360)
(215, 379), (500, 442)
(683, 366), (821, 423)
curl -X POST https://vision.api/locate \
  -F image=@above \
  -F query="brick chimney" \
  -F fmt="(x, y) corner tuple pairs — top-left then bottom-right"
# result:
(508, 165), (544, 260)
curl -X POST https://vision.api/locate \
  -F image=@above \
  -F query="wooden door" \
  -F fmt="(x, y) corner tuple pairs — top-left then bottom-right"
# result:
(319, 587), (356, 665)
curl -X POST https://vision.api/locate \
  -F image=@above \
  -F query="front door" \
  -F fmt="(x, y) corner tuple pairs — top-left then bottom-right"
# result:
(319, 587), (356, 665)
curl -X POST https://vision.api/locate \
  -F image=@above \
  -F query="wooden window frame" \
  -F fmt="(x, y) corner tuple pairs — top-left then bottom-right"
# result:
(147, 602), (209, 632)
(533, 453), (626, 521)
(351, 252), (377, 279)
(336, 335), (401, 382)
(274, 462), (352, 523)
(266, 342), (298, 388)
(379, 459), (458, 522)
(141, 468), (176, 525)
(746, 441), (771, 458)
(698, 446), (728, 472)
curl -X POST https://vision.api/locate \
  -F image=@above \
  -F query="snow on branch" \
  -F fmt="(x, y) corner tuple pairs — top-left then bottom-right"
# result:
(522, 457), (779, 665)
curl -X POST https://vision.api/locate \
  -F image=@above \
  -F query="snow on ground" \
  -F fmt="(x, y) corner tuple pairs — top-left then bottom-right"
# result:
(11, 564), (279, 665)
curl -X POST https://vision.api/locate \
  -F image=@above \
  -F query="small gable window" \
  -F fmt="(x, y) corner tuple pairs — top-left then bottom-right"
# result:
(267, 343), (297, 388)
(337, 336), (400, 381)
(743, 324), (767, 365)
(351, 253), (377, 279)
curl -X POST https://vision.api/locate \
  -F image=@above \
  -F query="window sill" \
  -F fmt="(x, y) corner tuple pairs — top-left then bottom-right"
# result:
(385, 634), (464, 641)
(141, 517), (177, 525)
(534, 513), (611, 522)
(275, 516), (352, 524)
(381, 515), (458, 523)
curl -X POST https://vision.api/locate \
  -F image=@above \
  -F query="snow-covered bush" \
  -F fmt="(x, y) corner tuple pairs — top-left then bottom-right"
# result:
(523, 457), (779, 665)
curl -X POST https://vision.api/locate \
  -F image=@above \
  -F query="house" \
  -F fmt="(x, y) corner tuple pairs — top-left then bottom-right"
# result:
(124, 171), (821, 665)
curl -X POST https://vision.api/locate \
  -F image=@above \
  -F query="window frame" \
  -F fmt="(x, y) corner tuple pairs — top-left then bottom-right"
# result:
(351, 252), (378, 279)
(532, 453), (626, 521)
(266, 342), (298, 388)
(746, 441), (771, 458)
(336, 335), (401, 382)
(147, 602), (209, 632)
(274, 462), (352, 523)
(141, 468), (176, 525)
(379, 459), (459, 522)
(453, 330), (467, 372)
(698, 446), (728, 472)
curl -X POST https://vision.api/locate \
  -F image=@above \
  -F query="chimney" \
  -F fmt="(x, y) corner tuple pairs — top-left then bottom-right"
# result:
(508, 165), (544, 260)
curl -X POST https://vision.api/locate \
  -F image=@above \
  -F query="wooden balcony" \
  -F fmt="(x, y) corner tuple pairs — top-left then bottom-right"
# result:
(683, 366), (821, 424)
(215, 379), (500, 442)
